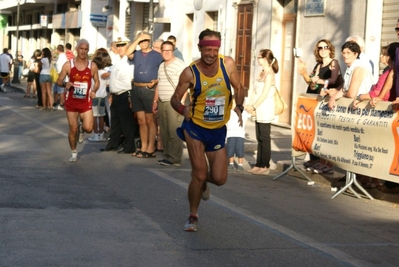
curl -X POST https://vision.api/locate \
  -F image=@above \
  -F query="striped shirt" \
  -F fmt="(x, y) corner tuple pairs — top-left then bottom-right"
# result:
(157, 58), (186, 102)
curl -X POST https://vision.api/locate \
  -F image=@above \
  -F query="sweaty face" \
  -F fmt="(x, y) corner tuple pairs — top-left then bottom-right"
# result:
(76, 43), (89, 59)
(199, 36), (220, 66)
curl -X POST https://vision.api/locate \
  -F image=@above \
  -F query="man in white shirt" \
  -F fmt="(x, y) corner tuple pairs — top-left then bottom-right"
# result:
(0, 48), (13, 93)
(100, 37), (136, 154)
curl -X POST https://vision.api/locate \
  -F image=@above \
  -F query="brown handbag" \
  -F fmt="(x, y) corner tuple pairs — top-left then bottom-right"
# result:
(274, 87), (286, 115)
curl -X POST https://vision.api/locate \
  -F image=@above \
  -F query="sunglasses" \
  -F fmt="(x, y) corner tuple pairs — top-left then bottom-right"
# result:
(116, 43), (126, 47)
(318, 46), (329, 51)
(395, 27), (399, 32)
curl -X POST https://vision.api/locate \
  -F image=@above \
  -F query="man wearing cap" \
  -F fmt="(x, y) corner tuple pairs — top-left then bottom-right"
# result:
(101, 37), (136, 154)
(170, 29), (245, 232)
(126, 32), (163, 158)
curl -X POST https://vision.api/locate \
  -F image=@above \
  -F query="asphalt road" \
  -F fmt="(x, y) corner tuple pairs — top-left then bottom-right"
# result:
(1, 90), (399, 267)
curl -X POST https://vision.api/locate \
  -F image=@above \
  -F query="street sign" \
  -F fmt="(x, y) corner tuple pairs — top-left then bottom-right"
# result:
(90, 14), (107, 27)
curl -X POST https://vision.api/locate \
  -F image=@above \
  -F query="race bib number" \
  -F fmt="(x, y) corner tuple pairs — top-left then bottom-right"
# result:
(204, 96), (225, 122)
(72, 81), (88, 99)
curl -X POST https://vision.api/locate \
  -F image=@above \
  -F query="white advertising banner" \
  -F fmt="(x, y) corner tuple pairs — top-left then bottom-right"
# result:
(293, 94), (399, 183)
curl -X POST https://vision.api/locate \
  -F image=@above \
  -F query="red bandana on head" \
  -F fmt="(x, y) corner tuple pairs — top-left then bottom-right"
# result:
(198, 40), (221, 47)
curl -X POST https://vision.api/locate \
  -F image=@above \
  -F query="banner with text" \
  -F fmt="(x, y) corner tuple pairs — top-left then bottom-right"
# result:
(293, 94), (399, 183)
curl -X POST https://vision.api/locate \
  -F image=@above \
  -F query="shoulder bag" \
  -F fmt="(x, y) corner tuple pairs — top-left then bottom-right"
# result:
(164, 63), (176, 90)
(274, 87), (286, 115)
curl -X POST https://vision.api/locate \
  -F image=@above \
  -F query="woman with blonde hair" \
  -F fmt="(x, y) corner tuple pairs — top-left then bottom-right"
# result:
(245, 49), (279, 175)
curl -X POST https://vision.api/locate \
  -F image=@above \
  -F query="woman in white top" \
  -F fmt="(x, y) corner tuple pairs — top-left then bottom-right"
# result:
(327, 41), (373, 110)
(40, 47), (54, 110)
(245, 49), (279, 175)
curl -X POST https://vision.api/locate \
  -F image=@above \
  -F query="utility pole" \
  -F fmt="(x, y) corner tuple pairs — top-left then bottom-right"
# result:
(12, 0), (21, 84)
(148, 0), (154, 39)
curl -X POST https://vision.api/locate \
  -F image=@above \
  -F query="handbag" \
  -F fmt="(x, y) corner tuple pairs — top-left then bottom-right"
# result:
(50, 65), (58, 83)
(274, 87), (286, 115)
(22, 68), (29, 76)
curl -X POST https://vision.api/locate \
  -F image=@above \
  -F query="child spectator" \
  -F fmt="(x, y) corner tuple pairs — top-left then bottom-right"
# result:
(89, 50), (112, 141)
(226, 98), (249, 173)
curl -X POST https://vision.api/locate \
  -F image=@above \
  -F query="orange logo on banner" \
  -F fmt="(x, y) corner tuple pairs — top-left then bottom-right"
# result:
(293, 97), (318, 152)
(389, 112), (399, 176)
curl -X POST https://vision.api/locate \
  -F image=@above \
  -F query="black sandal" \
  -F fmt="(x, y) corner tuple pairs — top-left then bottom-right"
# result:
(131, 150), (142, 157)
(138, 151), (156, 158)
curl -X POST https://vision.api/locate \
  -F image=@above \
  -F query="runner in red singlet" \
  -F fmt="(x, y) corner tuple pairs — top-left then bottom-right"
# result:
(56, 39), (100, 162)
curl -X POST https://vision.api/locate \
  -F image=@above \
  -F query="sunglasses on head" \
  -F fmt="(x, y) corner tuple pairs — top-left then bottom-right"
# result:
(395, 27), (399, 32)
(318, 46), (329, 50)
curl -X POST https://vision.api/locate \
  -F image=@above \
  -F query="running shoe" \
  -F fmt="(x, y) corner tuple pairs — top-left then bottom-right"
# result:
(88, 133), (100, 142)
(157, 159), (181, 166)
(201, 182), (210, 201)
(236, 165), (245, 173)
(183, 215), (198, 232)
(69, 152), (78, 162)
(78, 123), (84, 143)
(0, 84), (6, 93)
(227, 164), (235, 172)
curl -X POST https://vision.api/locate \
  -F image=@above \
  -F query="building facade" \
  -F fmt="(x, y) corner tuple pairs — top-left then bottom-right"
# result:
(1, 0), (398, 125)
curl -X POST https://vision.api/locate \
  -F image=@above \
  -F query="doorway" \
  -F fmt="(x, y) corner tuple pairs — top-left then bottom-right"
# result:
(280, 14), (296, 125)
(235, 3), (253, 95)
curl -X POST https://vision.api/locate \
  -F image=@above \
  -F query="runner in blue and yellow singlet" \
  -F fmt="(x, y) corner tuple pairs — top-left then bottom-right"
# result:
(171, 29), (245, 232)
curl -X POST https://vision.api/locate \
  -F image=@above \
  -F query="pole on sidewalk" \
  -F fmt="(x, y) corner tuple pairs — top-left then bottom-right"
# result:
(12, 0), (21, 84)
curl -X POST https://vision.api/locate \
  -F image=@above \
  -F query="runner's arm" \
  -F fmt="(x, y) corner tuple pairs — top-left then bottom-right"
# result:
(171, 67), (193, 120)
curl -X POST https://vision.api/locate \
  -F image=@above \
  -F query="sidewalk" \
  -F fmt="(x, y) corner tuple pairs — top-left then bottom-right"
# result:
(6, 78), (399, 204)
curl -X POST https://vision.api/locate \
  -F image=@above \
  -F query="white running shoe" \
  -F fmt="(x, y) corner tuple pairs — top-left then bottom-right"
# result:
(0, 84), (7, 93)
(69, 152), (78, 162)
(98, 132), (106, 142)
(201, 182), (210, 201)
(183, 215), (198, 232)
(78, 124), (84, 143)
(88, 133), (99, 142)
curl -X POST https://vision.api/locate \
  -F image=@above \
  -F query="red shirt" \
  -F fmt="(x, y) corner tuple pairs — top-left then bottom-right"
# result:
(66, 50), (74, 60)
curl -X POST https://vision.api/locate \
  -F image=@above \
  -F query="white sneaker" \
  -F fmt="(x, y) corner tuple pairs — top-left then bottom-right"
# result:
(57, 105), (64, 110)
(69, 152), (78, 162)
(78, 124), (84, 143)
(98, 132), (106, 142)
(0, 84), (6, 93)
(88, 133), (99, 142)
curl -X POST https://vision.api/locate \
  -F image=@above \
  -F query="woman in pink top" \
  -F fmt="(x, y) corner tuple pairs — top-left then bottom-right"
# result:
(353, 45), (393, 108)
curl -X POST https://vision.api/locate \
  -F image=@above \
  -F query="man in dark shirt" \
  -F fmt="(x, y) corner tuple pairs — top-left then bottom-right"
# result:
(126, 32), (163, 158)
